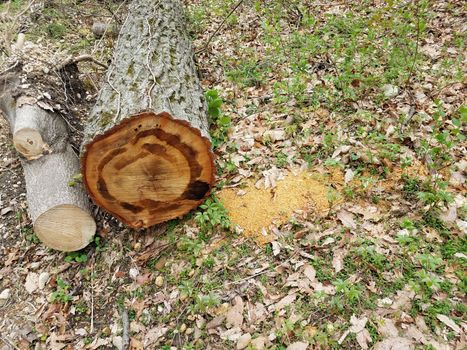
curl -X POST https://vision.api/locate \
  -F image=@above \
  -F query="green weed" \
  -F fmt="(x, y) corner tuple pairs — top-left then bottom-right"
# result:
(51, 278), (72, 304)
(195, 195), (231, 232)
(205, 89), (231, 148)
(64, 251), (88, 263)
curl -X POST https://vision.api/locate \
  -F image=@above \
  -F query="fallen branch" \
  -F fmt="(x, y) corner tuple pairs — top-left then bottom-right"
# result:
(120, 307), (130, 350)
(0, 38), (96, 251)
(196, 0), (245, 54)
(58, 54), (108, 71)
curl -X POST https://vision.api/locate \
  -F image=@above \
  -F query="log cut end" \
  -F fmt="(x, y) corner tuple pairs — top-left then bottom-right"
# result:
(34, 204), (96, 251)
(82, 112), (215, 228)
(14, 127), (49, 160)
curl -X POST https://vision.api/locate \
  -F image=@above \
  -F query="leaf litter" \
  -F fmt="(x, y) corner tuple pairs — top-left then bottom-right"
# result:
(0, 0), (466, 349)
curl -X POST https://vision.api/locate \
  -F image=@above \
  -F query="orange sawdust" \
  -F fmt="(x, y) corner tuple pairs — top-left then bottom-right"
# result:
(218, 171), (342, 245)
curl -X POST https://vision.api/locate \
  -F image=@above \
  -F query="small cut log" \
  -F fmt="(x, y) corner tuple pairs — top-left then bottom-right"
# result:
(0, 69), (96, 251)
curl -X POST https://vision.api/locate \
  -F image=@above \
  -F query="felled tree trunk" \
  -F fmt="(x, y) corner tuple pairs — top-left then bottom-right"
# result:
(82, 0), (215, 229)
(0, 65), (96, 252)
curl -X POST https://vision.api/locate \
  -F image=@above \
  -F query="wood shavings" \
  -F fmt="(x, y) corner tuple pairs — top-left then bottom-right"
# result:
(218, 170), (342, 244)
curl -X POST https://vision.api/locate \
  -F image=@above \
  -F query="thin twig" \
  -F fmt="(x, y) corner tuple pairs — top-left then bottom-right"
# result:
(105, 1), (124, 25)
(106, 65), (121, 121)
(223, 251), (299, 287)
(196, 0), (246, 54)
(400, 0), (422, 134)
(0, 336), (20, 350)
(0, 60), (20, 76)
(400, 105), (416, 132)
(92, 1), (128, 56)
(58, 54), (108, 70)
(223, 267), (270, 286)
(404, 0), (422, 89)
(120, 307), (130, 350)
(1, 0), (35, 55)
(145, 14), (158, 109)
(90, 262), (95, 334)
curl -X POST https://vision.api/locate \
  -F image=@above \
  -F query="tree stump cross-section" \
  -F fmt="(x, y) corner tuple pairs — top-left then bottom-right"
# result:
(83, 111), (214, 228)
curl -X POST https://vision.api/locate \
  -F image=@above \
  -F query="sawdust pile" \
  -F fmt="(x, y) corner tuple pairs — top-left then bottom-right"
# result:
(218, 171), (342, 244)
(218, 163), (431, 244)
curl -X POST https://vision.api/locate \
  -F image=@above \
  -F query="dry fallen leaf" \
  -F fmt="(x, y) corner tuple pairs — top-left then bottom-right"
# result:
(376, 317), (399, 338)
(332, 249), (345, 273)
(144, 326), (168, 347)
(247, 302), (267, 325)
(349, 315), (368, 333)
(42, 303), (61, 321)
(263, 129), (286, 142)
(332, 145), (351, 159)
(226, 296), (244, 328)
(37, 100), (54, 112)
(136, 272), (152, 285)
(356, 329), (372, 349)
(337, 209), (357, 229)
(0, 289), (10, 302)
(382, 84), (399, 98)
(0, 206), (13, 216)
(311, 281), (336, 295)
(436, 314), (461, 334)
(405, 325), (429, 345)
(47, 333), (74, 350)
(130, 338), (144, 350)
(112, 336), (123, 350)
(344, 169), (355, 183)
(206, 315), (226, 329)
(373, 337), (413, 350)
(303, 265), (316, 283)
(25, 272), (39, 294)
(271, 241), (281, 256)
(86, 337), (111, 349)
(439, 205), (457, 224)
(273, 293), (296, 311)
(237, 333), (252, 349)
(391, 288), (415, 310)
(220, 327), (242, 341)
(286, 342), (309, 350)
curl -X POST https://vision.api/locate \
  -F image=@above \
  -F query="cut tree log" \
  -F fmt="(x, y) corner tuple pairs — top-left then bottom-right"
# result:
(21, 143), (96, 251)
(81, 0), (215, 229)
(0, 55), (96, 251)
(7, 96), (68, 160)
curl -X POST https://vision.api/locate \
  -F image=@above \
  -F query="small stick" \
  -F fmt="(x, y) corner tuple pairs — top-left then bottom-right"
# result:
(196, 0), (245, 54)
(0, 60), (20, 76)
(90, 263), (95, 334)
(58, 54), (108, 70)
(0, 336), (20, 350)
(120, 307), (130, 350)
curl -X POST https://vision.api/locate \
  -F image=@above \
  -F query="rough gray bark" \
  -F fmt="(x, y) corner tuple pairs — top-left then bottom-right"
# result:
(82, 0), (209, 144)
(12, 101), (68, 159)
(0, 68), (96, 251)
(81, 0), (215, 229)
(22, 144), (96, 251)
(23, 145), (86, 222)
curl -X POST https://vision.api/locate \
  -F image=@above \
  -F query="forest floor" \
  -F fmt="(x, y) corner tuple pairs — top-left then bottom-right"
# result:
(0, 0), (466, 349)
